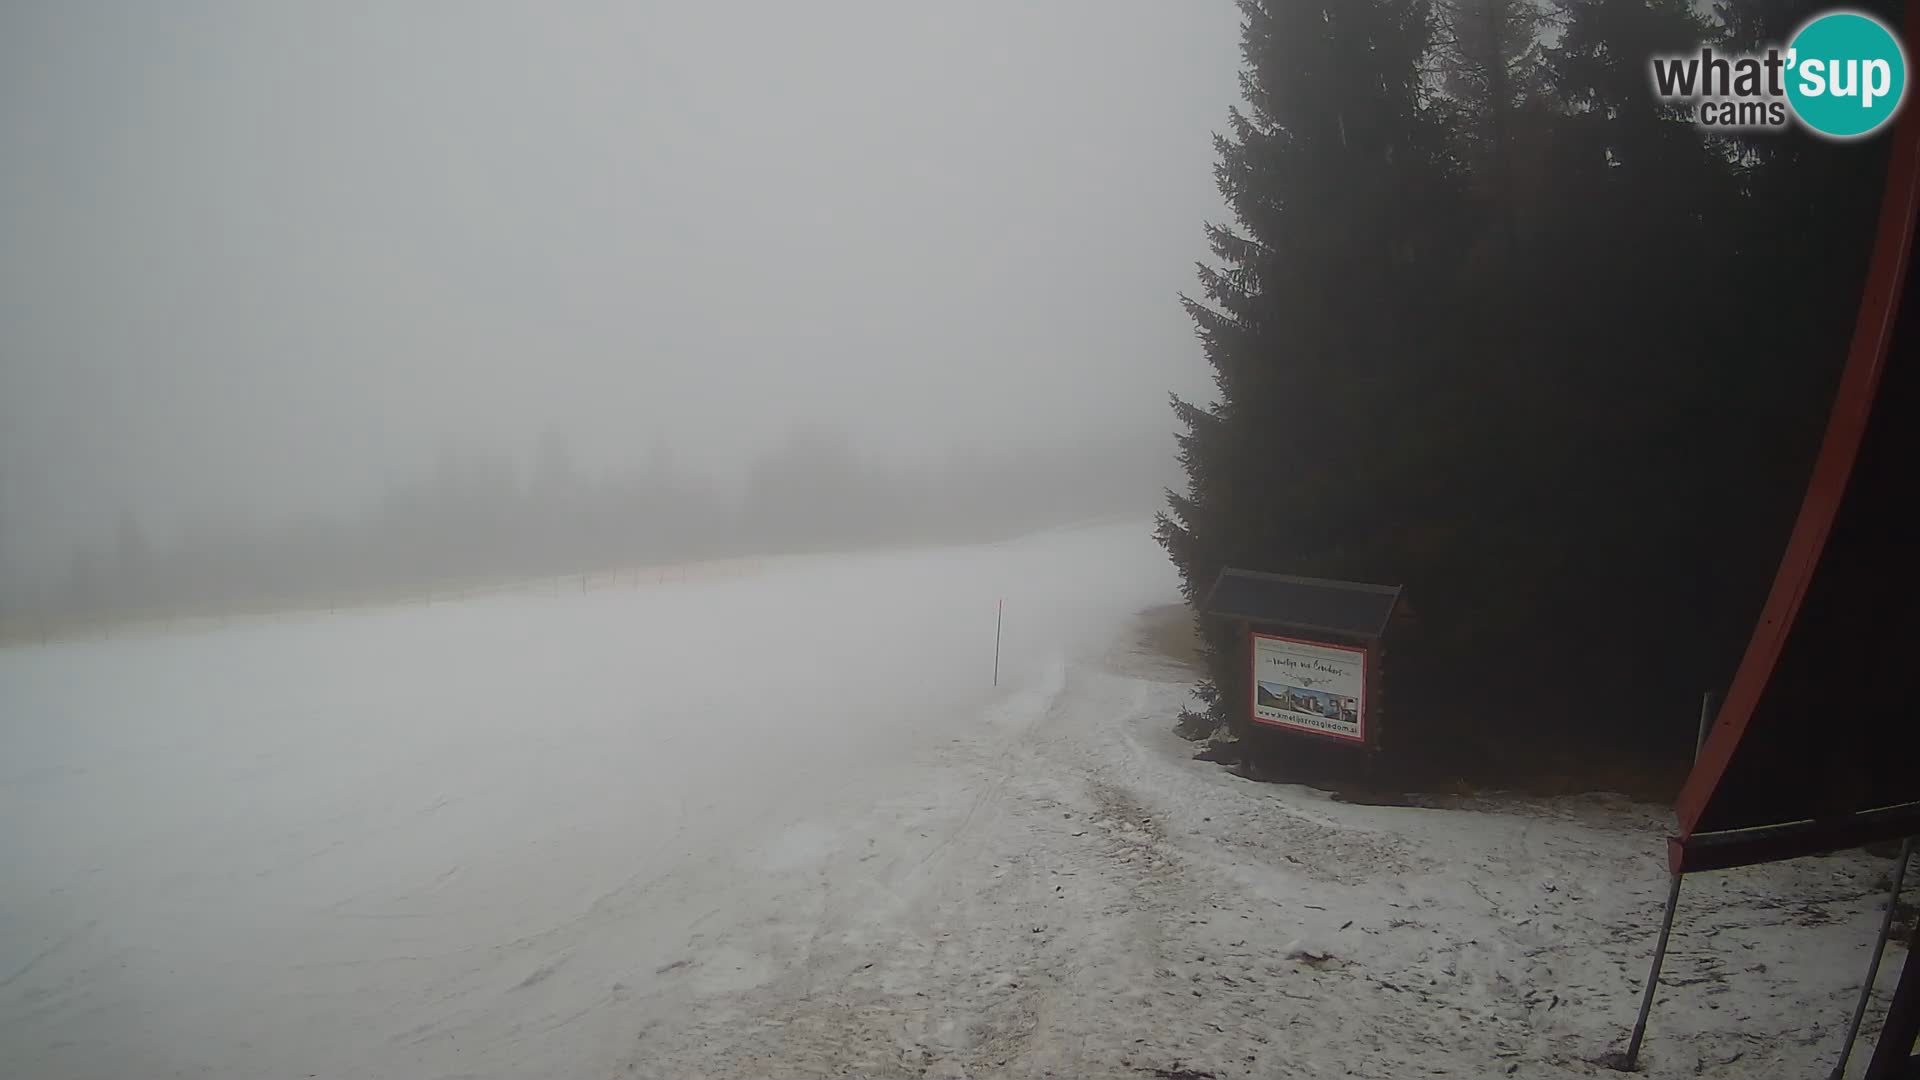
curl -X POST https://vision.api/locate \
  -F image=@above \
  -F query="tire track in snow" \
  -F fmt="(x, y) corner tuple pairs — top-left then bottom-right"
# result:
(619, 657), (1103, 1077)
(903, 656), (1068, 885)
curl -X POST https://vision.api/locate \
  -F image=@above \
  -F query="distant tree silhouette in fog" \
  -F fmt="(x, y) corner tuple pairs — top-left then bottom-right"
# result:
(5, 423), (1178, 629)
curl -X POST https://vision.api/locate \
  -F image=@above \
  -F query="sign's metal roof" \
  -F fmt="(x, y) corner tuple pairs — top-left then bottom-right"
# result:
(1201, 568), (1401, 641)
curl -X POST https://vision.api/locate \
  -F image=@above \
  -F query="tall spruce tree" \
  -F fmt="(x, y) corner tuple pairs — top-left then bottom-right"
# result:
(1158, 0), (1459, 749)
(1434, 0), (1546, 265)
(1713, 0), (1899, 539)
(1450, 0), (1893, 759)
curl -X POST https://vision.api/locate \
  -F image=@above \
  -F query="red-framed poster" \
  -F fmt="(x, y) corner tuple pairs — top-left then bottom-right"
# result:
(1249, 630), (1368, 743)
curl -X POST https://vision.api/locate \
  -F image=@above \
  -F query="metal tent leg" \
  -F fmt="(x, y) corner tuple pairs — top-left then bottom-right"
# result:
(1619, 872), (1685, 1071)
(1864, 918), (1920, 1080)
(1833, 837), (1914, 1080)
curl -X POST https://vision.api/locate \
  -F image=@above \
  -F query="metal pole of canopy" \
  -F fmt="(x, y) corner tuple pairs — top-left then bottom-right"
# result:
(1833, 837), (1914, 1080)
(1864, 917), (1920, 1080)
(1694, 691), (1718, 762)
(1619, 872), (1685, 1071)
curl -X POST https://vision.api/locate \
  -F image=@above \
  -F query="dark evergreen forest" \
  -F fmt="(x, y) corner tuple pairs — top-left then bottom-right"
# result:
(1159, 0), (1899, 786)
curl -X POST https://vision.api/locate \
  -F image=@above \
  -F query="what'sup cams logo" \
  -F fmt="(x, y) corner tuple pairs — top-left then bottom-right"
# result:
(1650, 10), (1908, 139)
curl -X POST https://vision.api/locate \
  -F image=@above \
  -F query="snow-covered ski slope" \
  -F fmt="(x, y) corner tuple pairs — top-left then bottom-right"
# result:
(0, 521), (1901, 1078)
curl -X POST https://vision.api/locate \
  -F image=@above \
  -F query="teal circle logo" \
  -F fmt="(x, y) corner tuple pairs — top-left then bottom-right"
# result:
(1786, 11), (1908, 139)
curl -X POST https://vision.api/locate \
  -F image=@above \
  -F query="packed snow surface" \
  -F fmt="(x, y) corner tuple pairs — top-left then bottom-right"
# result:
(1, 522), (1906, 1078)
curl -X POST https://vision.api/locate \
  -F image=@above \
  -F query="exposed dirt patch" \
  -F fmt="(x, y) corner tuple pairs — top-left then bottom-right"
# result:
(1891, 898), (1918, 943)
(1132, 603), (1205, 673)
(1191, 741), (1240, 765)
(1091, 780), (1169, 845)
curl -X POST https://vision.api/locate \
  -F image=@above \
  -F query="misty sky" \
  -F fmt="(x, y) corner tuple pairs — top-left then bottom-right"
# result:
(0, 2), (1240, 575)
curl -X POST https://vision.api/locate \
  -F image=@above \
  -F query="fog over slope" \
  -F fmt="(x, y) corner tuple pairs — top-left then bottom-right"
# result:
(0, 3), (1241, 617)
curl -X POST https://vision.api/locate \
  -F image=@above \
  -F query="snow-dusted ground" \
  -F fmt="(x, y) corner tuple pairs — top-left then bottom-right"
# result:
(0, 521), (1905, 1079)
